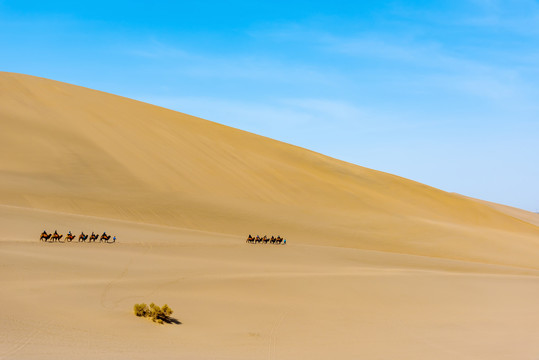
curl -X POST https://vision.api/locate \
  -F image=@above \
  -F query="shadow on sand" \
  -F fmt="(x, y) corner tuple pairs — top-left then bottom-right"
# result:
(163, 317), (182, 325)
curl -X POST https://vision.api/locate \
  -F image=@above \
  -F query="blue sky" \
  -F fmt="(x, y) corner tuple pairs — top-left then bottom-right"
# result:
(1, 0), (538, 211)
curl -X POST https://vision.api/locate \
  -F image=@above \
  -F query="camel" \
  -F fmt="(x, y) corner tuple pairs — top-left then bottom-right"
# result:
(89, 232), (99, 242)
(246, 235), (255, 243)
(79, 232), (88, 242)
(40, 232), (51, 242)
(65, 232), (75, 242)
(100, 233), (111, 242)
(51, 233), (63, 242)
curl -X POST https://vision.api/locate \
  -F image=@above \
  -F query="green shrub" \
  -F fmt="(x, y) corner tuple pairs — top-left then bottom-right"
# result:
(134, 302), (174, 324)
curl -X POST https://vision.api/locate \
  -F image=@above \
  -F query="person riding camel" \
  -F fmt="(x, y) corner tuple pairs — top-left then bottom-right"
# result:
(54, 230), (58, 236)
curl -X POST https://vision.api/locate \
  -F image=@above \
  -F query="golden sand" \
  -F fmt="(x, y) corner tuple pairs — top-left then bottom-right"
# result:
(1, 72), (538, 359)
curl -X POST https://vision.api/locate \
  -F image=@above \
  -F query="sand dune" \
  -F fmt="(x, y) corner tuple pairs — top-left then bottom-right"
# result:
(466, 195), (539, 227)
(1, 72), (538, 267)
(1, 72), (538, 359)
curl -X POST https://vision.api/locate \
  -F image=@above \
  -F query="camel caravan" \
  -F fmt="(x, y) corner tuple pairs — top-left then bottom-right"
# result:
(40, 230), (116, 243)
(246, 235), (286, 245)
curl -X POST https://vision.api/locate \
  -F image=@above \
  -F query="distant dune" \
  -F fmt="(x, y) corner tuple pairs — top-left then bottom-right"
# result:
(2, 72), (539, 360)
(1, 72), (538, 268)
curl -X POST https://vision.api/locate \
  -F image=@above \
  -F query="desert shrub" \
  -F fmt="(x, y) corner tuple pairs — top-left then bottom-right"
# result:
(134, 303), (150, 317)
(134, 302), (174, 324)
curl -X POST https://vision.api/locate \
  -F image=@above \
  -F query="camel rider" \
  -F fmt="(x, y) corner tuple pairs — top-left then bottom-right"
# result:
(68, 231), (72, 236)
(54, 230), (58, 236)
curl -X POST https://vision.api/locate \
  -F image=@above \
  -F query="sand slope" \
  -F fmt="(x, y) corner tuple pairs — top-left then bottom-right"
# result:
(1, 72), (539, 359)
(1, 205), (539, 360)
(467, 195), (539, 227)
(1, 72), (538, 268)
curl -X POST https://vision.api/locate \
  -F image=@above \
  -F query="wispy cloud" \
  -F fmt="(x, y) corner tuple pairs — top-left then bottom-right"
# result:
(297, 29), (536, 104)
(463, 0), (539, 32)
(123, 39), (343, 88)
(125, 39), (194, 59)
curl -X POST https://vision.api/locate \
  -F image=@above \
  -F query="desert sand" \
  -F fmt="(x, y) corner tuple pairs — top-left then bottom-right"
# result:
(1, 72), (538, 359)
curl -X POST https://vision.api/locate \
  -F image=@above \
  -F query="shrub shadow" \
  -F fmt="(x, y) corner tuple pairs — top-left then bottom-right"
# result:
(163, 317), (182, 325)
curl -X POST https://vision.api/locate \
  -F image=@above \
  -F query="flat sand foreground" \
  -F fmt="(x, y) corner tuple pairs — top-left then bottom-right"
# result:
(1, 205), (539, 360)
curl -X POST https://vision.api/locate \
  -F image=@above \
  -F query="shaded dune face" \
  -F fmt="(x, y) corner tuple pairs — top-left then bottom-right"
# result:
(1, 72), (538, 267)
